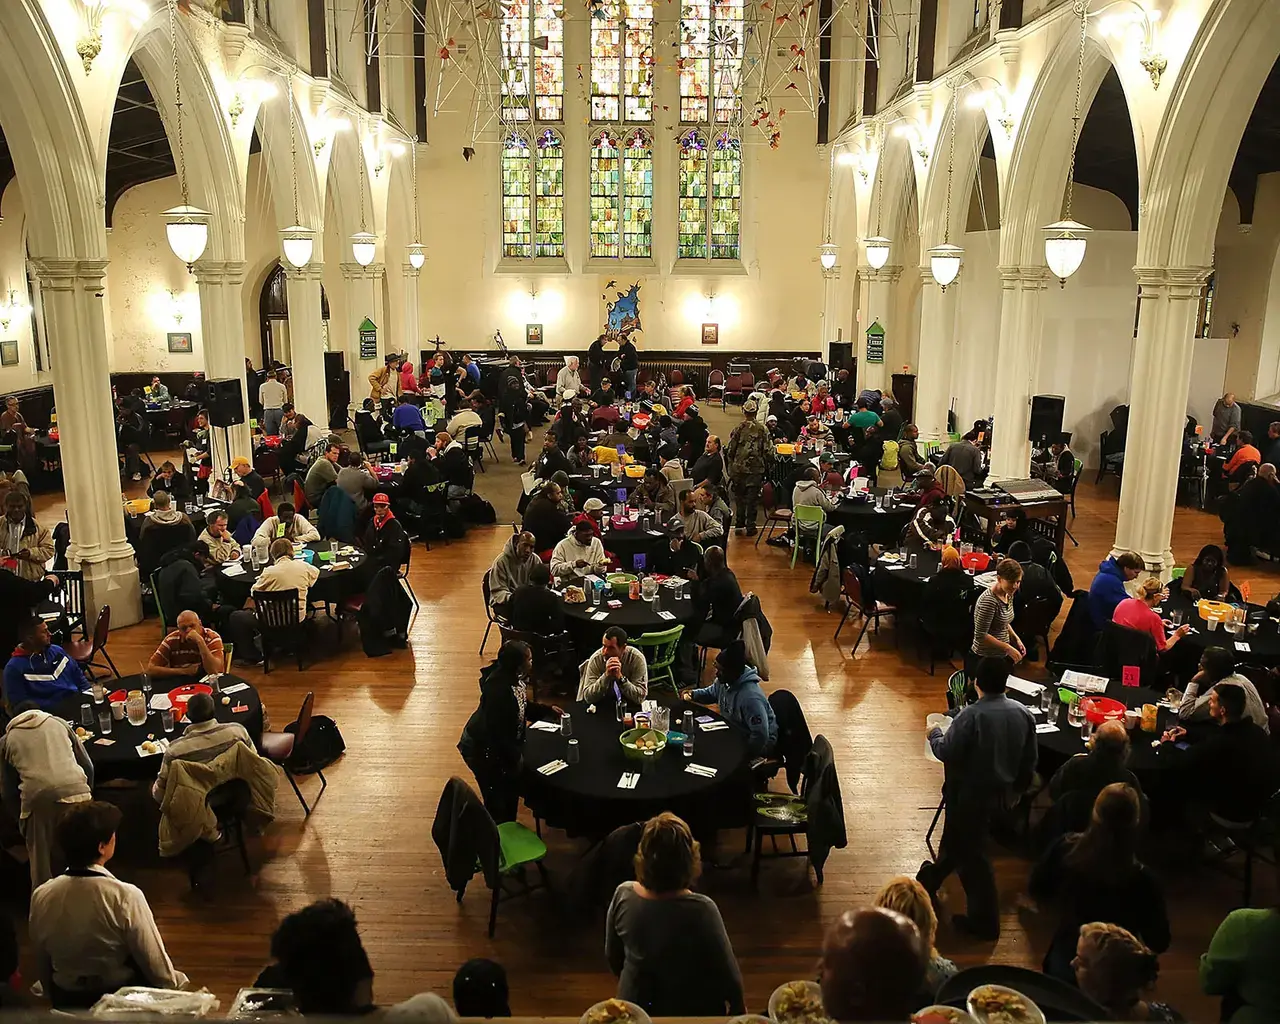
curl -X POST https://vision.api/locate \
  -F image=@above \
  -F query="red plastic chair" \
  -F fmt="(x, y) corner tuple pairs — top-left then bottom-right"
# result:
(722, 373), (744, 409)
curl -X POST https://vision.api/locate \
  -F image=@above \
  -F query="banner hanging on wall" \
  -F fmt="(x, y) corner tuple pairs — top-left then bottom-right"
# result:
(358, 318), (378, 360)
(865, 321), (885, 364)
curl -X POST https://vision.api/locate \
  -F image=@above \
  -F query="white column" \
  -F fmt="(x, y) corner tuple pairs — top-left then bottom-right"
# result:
(912, 267), (959, 439)
(285, 263), (328, 424)
(31, 259), (142, 626)
(818, 259), (855, 367)
(857, 265), (901, 392)
(988, 265), (1049, 481)
(401, 262), (422, 363)
(341, 262), (388, 406)
(193, 260), (252, 478)
(1113, 267), (1212, 571)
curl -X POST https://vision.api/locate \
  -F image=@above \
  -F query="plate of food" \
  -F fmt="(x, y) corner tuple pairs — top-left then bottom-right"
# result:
(913, 1007), (978, 1024)
(769, 980), (830, 1024)
(580, 998), (651, 1024)
(564, 585), (586, 604)
(966, 985), (1045, 1024)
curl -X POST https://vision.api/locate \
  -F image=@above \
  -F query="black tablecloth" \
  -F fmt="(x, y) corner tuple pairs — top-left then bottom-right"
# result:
(56, 672), (264, 782)
(568, 472), (642, 506)
(826, 494), (914, 544)
(215, 541), (368, 606)
(1158, 591), (1280, 666)
(602, 525), (678, 573)
(562, 589), (700, 657)
(521, 699), (751, 839)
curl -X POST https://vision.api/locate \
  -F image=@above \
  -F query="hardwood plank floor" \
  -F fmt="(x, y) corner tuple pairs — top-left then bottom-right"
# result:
(25, 454), (1280, 1018)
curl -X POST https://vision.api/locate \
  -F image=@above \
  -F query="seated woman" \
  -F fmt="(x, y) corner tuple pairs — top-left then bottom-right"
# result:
(606, 813), (745, 1016)
(1112, 577), (1191, 653)
(1179, 543), (1230, 601)
(873, 876), (957, 1002)
(551, 516), (609, 583)
(672, 386), (697, 420)
(1075, 922), (1180, 1022)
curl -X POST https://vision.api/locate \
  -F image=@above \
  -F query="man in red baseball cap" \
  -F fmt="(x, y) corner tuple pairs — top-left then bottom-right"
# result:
(361, 492), (410, 576)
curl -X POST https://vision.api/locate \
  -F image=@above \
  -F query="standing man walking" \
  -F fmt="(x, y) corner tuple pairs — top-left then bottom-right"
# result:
(258, 369), (288, 437)
(725, 398), (770, 536)
(917, 655), (1036, 940)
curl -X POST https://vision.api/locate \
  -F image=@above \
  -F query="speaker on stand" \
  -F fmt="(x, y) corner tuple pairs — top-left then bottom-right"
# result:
(205, 378), (246, 485)
(1029, 394), (1066, 444)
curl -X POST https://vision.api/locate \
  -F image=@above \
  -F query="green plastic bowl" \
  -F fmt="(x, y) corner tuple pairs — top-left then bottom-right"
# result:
(619, 727), (667, 760)
(607, 572), (638, 597)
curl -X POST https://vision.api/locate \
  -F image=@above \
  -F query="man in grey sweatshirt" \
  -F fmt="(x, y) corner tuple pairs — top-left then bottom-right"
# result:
(1, 706), (94, 888)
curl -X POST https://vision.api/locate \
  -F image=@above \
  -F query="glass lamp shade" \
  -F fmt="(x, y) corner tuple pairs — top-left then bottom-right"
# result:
(281, 226), (315, 269)
(163, 206), (210, 267)
(408, 243), (426, 270)
(864, 236), (891, 270)
(1043, 219), (1091, 283)
(818, 242), (838, 271)
(928, 243), (964, 288)
(351, 231), (378, 267)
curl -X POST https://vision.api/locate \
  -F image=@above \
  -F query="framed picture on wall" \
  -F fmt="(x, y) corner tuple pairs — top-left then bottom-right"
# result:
(701, 323), (718, 345)
(167, 332), (193, 354)
(526, 323), (543, 345)
(0, 340), (17, 366)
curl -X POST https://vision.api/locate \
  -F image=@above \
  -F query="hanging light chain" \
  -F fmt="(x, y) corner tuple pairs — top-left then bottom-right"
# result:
(874, 122), (885, 235)
(943, 91), (958, 245)
(169, 0), (188, 205)
(412, 135), (420, 240)
(358, 117), (368, 232)
(1064, 1), (1089, 222)
(288, 70), (300, 225)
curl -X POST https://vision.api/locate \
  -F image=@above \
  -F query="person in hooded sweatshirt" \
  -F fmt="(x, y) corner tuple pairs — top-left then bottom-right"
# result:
(1088, 550), (1144, 628)
(551, 516), (609, 584)
(1, 702), (93, 888)
(4, 617), (87, 713)
(792, 467), (836, 537)
(682, 640), (776, 757)
(487, 531), (542, 615)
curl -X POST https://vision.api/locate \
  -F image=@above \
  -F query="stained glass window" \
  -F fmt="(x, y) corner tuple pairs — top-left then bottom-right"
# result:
(680, 0), (744, 123)
(502, 0), (564, 122)
(591, 0), (654, 122)
(710, 132), (741, 259)
(534, 128), (564, 257)
(591, 130), (621, 258)
(622, 129), (653, 257)
(502, 132), (532, 258)
(678, 130), (708, 259)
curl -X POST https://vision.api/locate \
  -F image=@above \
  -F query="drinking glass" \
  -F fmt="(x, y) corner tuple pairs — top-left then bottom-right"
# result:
(1039, 686), (1054, 714)
(1169, 609), (1183, 627)
(330, 539), (339, 556)
(80, 704), (95, 729)
(683, 733), (695, 757)
(97, 709), (112, 735)
(560, 713), (573, 737)
(566, 738), (580, 764)
(161, 708), (175, 733)
(141, 674), (152, 701)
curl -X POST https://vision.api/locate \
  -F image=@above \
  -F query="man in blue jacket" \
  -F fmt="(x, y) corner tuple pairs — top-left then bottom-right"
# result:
(1087, 550), (1144, 628)
(682, 640), (777, 756)
(4, 617), (86, 712)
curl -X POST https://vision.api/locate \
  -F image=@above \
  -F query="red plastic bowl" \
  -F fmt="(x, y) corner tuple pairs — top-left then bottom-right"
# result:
(1082, 695), (1127, 724)
(961, 552), (991, 571)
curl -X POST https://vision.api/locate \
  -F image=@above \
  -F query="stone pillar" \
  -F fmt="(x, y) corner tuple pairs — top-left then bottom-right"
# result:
(401, 262), (422, 363)
(193, 260), (252, 480)
(285, 264), (328, 425)
(858, 265), (901, 392)
(988, 265), (1049, 481)
(1113, 267), (1212, 571)
(341, 262), (388, 409)
(31, 259), (142, 626)
(911, 267), (959, 440)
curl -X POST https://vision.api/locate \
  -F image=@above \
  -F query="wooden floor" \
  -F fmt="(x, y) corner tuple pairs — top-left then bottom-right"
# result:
(25, 445), (1280, 1018)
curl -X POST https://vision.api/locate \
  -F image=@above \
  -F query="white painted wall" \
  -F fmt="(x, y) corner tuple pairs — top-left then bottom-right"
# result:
(0, 181), (48, 395)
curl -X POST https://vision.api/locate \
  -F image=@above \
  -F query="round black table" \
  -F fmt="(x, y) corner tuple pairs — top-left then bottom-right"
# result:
(521, 699), (751, 839)
(57, 672), (264, 782)
(215, 540), (368, 607)
(825, 492), (914, 544)
(1157, 591), (1280, 667)
(568, 471), (642, 506)
(601, 524), (679, 573)
(561, 588), (700, 658)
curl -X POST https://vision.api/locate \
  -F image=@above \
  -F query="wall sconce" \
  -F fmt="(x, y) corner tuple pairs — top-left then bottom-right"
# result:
(373, 141), (407, 178)
(311, 114), (352, 156)
(227, 78), (277, 128)
(890, 121), (930, 167)
(0, 289), (32, 333)
(528, 288), (540, 323)
(76, 0), (151, 75)
(960, 77), (1017, 137)
(168, 289), (185, 326)
(1094, 0), (1167, 88)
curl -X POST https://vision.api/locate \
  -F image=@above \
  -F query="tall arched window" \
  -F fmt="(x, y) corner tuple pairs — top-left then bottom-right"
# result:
(678, 130), (708, 259)
(622, 128), (653, 257)
(502, 132), (532, 258)
(710, 132), (741, 259)
(678, 129), (739, 261)
(590, 130), (621, 257)
(679, 0), (744, 124)
(534, 128), (565, 257)
(591, 0), (654, 123)
(591, 128), (653, 259)
(502, 0), (564, 122)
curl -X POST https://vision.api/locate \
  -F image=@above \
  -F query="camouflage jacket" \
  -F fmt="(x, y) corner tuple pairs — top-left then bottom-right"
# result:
(727, 418), (770, 478)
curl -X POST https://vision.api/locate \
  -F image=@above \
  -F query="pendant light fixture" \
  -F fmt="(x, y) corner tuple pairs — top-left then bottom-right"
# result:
(864, 127), (891, 270)
(1043, 1), (1092, 285)
(818, 147), (838, 271)
(927, 99), (963, 290)
(350, 119), (377, 267)
(280, 70), (315, 270)
(162, 0), (209, 270)
(407, 137), (426, 269)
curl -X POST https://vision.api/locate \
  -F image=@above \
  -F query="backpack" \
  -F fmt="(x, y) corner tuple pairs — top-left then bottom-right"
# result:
(459, 493), (497, 524)
(880, 440), (899, 470)
(285, 714), (346, 772)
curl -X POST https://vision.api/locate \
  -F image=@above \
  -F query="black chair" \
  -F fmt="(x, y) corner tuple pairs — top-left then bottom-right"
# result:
(253, 589), (311, 673)
(355, 411), (392, 456)
(398, 545), (419, 611)
(937, 966), (1108, 1022)
(1094, 621), (1160, 689)
(480, 576), (507, 654)
(1095, 429), (1124, 485)
(261, 692), (330, 815)
(464, 424), (485, 474)
(53, 569), (88, 641)
(1014, 592), (1061, 663)
(188, 779), (254, 889)
(749, 735), (842, 887)
(477, 406), (500, 462)
(752, 689), (812, 793)
(916, 586), (976, 675)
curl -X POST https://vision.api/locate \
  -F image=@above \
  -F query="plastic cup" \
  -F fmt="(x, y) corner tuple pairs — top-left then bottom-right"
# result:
(110, 700), (125, 721)
(97, 709), (112, 735)
(566, 738), (580, 764)
(560, 713), (573, 738)
(683, 734), (695, 757)
(90, 681), (105, 703)
(161, 708), (175, 734)
(80, 704), (94, 728)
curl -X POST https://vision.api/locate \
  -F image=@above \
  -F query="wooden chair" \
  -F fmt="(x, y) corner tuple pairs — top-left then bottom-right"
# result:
(53, 569), (88, 640)
(833, 569), (897, 651)
(253, 589), (310, 673)
(66, 606), (120, 679)
(254, 449), (283, 493)
(261, 691), (330, 815)
(756, 489), (792, 548)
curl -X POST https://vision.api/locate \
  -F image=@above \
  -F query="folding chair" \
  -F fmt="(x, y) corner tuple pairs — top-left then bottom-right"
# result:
(756, 488), (792, 548)
(253, 589), (311, 673)
(789, 504), (826, 569)
(833, 569), (897, 651)
(261, 692), (330, 815)
(53, 569), (88, 640)
(66, 606), (121, 680)
(398, 546), (419, 610)
(480, 576), (507, 654)
(632, 625), (684, 693)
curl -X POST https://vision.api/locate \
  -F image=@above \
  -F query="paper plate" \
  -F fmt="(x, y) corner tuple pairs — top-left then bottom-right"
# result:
(926, 713), (951, 763)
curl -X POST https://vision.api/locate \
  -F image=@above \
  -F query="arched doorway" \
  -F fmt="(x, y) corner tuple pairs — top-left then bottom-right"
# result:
(258, 260), (329, 367)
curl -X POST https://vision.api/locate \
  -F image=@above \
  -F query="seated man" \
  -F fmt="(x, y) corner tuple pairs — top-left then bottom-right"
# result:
(137, 491), (197, 576)
(510, 562), (566, 635)
(30, 802), (188, 1008)
(445, 397), (483, 440)
(231, 456), (267, 500)
(628, 467), (676, 517)
(392, 393), (428, 434)
(147, 461), (191, 502)
(434, 431), (474, 499)
(682, 640), (777, 757)
(303, 442), (342, 508)
(652, 521), (703, 580)
(361, 493), (411, 575)
(3, 616), (86, 711)
(818, 909), (927, 1024)
(694, 546), (743, 650)
(551, 516), (609, 584)
(488, 531), (541, 613)
(252, 501), (320, 548)
(151, 692), (252, 802)
(693, 484), (733, 539)
(154, 542), (219, 626)
(793, 467), (836, 532)
(254, 538), (320, 621)
(676, 489), (722, 545)
(577, 626), (648, 704)
(148, 376), (171, 404)
(147, 610), (225, 679)
(198, 510), (241, 564)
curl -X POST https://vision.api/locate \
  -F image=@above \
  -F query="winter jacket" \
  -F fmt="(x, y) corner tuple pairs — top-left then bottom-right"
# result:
(1, 710), (93, 817)
(523, 495), (572, 552)
(156, 739), (280, 857)
(801, 735), (847, 876)
(318, 485), (358, 544)
(458, 661), (555, 773)
(726, 419), (770, 479)
(362, 512), (410, 573)
(690, 667), (777, 756)
(1, 519), (54, 582)
(792, 479), (835, 530)
(358, 567), (412, 657)
(1088, 556), (1132, 628)
(432, 776), (501, 894)
(487, 534), (543, 606)
(810, 525), (845, 605)
(3, 644), (86, 712)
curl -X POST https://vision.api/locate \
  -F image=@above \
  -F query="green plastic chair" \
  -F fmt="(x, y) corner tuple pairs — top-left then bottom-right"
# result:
(633, 625), (685, 692)
(150, 571), (169, 632)
(947, 669), (968, 710)
(790, 504), (826, 569)
(486, 819), (549, 936)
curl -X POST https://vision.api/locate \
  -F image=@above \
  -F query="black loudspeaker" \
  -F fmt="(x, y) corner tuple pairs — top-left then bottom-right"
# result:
(828, 341), (854, 372)
(205, 378), (245, 427)
(1029, 394), (1066, 443)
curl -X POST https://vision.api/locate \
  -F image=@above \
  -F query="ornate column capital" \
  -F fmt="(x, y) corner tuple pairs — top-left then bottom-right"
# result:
(401, 263), (423, 279)
(1133, 265), (1213, 298)
(284, 263), (325, 283)
(192, 259), (247, 287)
(29, 259), (110, 289)
(997, 265), (1050, 289)
(340, 262), (386, 281)
(863, 265), (903, 284)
